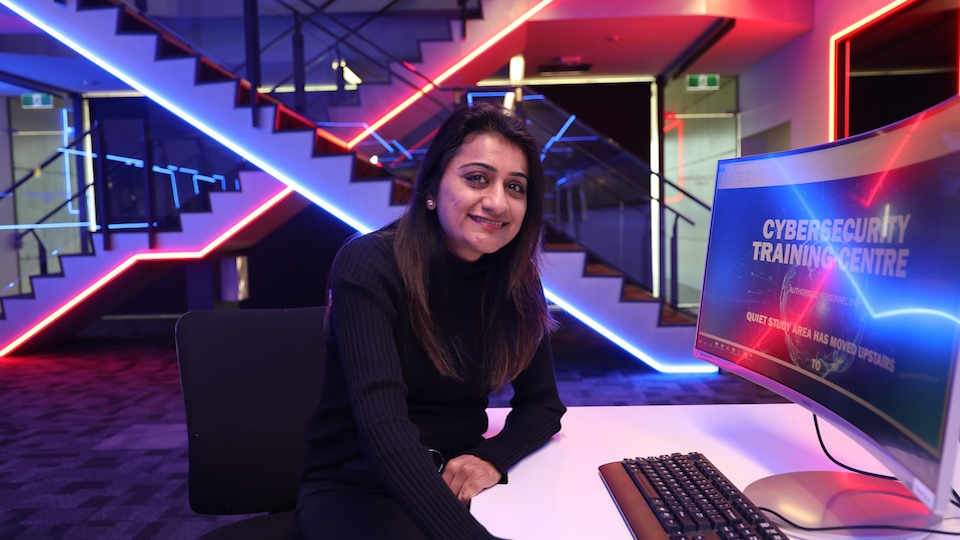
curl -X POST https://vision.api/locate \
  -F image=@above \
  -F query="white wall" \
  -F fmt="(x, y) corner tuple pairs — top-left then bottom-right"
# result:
(739, 0), (901, 150)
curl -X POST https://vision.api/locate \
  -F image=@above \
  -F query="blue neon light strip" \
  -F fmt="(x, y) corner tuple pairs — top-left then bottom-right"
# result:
(192, 173), (226, 193)
(151, 165), (179, 208)
(466, 91), (509, 105)
(544, 288), (717, 374)
(106, 154), (143, 168)
(390, 140), (413, 160)
(57, 147), (96, 158)
(558, 135), (599, 143)
(540, 115), (577, 160)
(0, 222), (90, 231)
(106, 222), (151, 230)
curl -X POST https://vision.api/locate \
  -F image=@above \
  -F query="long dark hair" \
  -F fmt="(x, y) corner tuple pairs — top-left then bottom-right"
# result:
(393, 102), (554, 391)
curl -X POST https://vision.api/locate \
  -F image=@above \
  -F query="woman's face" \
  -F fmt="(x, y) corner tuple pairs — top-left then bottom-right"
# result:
(430, 133), (528, 262)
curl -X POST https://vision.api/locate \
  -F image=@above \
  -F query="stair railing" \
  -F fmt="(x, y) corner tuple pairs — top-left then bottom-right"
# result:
(234, 0), (476, 125)
(1, 115), (249, 306)
(3, 123), (97, 300)
(458, 88), (712, 314)
(63, 1), (710, 317)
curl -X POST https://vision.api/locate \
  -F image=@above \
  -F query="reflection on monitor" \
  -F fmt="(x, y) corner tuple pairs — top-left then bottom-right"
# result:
(694, 95), (960, 539)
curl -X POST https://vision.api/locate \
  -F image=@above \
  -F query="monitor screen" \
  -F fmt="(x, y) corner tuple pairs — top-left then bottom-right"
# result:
(694, 95), (960, 536)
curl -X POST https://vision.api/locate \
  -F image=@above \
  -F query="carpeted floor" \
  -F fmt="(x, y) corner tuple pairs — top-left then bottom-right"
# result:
(0, 312), (785, 539)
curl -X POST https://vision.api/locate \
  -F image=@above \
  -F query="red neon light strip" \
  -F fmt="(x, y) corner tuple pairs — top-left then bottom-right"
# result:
(0, 187), (295, 357)
(316, 126), (349, 150)
(829, 0), (912, 142)
(345, 0), (555, 149)
(663, 118), (684, 204)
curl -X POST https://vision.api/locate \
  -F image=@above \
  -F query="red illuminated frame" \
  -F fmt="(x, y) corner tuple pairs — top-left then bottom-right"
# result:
(829, 0), (960, 141)
(662, 112), (685, 204)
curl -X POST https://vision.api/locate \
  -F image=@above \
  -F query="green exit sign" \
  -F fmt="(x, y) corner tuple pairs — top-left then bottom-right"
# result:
(686, 74), (719, 91)
(21, 93), (54, 109)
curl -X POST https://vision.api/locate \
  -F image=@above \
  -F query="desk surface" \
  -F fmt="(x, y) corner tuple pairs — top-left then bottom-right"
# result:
(473, 403), (960, 539)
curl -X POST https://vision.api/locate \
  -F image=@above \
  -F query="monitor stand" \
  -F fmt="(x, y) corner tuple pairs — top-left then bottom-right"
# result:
(743, 471), (940, 540)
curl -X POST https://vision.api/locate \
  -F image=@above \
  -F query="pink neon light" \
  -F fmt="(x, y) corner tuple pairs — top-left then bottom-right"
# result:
(829, 0), (912, 142)
(345, 0), (555, 149)
(0, 187), (295, 357)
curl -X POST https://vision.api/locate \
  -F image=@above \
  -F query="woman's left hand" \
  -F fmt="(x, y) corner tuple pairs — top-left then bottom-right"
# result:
(441, 454), (502, 505)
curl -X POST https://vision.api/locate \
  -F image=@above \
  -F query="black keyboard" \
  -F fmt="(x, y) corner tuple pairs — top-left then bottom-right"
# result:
(599, 452), (787, 540)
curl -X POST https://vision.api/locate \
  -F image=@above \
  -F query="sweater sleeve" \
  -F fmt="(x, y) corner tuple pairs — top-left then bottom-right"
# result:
(329, 235), (501, 540)
(467, 310), (567, 476)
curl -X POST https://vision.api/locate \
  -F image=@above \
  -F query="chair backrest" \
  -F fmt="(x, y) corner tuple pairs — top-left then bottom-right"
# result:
(175, 306), (326, 515)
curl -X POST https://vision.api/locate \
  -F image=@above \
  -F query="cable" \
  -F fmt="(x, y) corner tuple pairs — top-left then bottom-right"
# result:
(812, 414), (895, 481)
(814, 414), (960, 510)
(760, 505), (960, 536)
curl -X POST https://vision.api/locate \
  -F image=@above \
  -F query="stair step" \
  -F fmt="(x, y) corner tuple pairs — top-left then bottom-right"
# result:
(545, 242), (583, 252)
(622, 283), (653, 301)
(585, 262), (622, 277)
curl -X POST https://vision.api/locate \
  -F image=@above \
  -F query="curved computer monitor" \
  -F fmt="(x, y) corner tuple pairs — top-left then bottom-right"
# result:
(694, 95), (960, 538)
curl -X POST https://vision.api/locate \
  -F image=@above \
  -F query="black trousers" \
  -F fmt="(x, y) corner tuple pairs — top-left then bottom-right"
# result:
(296, 478), (430, 540)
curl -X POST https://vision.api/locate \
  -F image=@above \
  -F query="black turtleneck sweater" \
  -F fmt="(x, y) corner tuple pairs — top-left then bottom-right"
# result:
(299, 229), (566, 539)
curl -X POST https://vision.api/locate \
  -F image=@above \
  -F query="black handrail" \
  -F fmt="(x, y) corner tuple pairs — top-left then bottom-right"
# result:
(244, 0), (262, 128)
(24, 230), (48, 276)
(460, 86), (712, 214)
(1, 123), (98, 200)
(265, 0), (439, 96)
(14, 184), (94, 245)
(93, 121), (112, 251)
(554, 166), (698, 226)
(514, 88), (712, 212)
(12, 183), (95, 278)
(240, 0), (432, 90)
(232, 0), (338, 74)
(549, 166), (696, 304)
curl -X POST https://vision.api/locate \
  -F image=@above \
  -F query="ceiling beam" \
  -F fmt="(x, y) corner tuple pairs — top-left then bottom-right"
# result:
(660, 17), (736, 80)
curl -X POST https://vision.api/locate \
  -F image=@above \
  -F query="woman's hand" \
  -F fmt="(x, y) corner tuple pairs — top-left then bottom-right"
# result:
(441, 454), (502, 505)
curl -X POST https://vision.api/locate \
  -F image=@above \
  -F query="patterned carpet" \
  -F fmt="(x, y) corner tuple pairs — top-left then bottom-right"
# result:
(0, 312), (785, 539)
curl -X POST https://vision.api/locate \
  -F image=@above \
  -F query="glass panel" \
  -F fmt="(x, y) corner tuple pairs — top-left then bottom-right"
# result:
(5, 96), (85, 298)
(1, 98), (248, 315)
(520, 92), (654, 290)
(661, 76), (739, 311)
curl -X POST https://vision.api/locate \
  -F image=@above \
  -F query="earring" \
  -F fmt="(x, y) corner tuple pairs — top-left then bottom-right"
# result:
(426, 199), (435, 209)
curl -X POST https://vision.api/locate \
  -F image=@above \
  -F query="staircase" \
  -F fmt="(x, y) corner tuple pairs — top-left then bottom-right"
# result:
(0, 0), (708, 372)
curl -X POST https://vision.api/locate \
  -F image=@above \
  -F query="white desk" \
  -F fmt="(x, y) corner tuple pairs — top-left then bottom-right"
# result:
(473, 403), (960, 539)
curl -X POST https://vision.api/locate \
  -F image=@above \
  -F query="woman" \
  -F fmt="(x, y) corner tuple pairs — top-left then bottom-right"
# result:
(297, 102), (566, 539)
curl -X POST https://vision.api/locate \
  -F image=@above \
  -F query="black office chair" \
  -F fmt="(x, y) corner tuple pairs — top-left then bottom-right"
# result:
(175, 306), (326, 540)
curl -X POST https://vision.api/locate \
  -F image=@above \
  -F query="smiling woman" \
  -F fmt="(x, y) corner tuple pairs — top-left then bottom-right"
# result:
(296, 102), (565, 540)
(431, 132), (529, 262)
